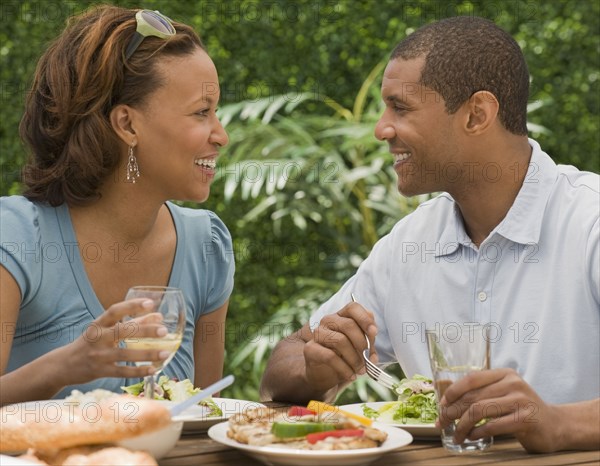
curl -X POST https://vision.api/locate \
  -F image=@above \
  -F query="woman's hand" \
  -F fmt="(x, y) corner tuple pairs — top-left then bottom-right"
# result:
(60, 298), (170, 385)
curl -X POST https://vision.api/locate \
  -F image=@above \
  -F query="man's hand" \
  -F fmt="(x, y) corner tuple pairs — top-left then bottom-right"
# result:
(438, 368), (563, 453)
(260, 299), (378, 404)
(302, 301), (378, 392)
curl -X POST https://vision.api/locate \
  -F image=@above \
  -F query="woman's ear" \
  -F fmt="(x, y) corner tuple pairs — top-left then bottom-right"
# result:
(110, 104), (137, 145)
(463, 91), (500, 135)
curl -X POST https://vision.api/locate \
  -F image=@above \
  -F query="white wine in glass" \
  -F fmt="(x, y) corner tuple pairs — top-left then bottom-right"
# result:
(123, 286), (186, 399)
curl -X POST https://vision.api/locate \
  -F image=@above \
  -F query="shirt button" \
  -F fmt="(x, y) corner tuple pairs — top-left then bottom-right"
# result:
(478, 291), (488, 302)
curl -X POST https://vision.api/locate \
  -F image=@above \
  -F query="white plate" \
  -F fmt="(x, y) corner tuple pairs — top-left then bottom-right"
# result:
(207, 421), (412, 466)
(170, 398), (265, 432)
(339, 402), (440, 438)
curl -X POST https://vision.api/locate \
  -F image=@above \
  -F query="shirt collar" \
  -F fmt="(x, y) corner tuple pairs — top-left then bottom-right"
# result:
(435, 198), (468, 256)
(494, 138), (558, 245)
(436, 139), (558, 257)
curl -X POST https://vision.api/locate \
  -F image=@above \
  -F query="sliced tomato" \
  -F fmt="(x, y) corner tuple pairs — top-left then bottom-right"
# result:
(287, 406), (316, 417)
(306, 428), (365, 444)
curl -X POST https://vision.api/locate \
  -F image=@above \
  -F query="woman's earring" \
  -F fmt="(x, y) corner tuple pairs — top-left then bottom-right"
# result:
(126, 143), (140, 183)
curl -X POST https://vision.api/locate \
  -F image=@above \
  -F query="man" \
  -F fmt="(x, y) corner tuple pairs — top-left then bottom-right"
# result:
(260, 16), (599, 453)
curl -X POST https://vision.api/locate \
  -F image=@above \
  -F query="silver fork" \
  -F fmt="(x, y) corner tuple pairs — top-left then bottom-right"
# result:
(351, 293), (398, 393)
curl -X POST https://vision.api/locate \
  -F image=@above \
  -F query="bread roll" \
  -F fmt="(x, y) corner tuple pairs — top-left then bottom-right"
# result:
(0, 394), (171, 452)
(13, 450), (48, 465)
(61, 446), (157, 466)
(29, 445), (158, 466)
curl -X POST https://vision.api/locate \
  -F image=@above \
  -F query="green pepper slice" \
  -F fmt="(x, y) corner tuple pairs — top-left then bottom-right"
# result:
(271, 421), (336, 438)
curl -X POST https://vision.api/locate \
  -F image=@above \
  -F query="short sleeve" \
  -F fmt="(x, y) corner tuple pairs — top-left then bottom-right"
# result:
(0, 196), (43, 305)
(203, 211), (235, 312)
(587, 216), (600, 306)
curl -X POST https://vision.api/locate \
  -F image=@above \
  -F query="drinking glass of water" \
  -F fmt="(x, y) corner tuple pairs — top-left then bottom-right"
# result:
(426, 323), (492, 453)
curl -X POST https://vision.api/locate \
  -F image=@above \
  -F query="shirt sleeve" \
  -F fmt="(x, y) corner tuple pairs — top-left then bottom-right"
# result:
(0, 197), (43, 306)
(587, 216), (600, 307)
(202, 211), (235, 312)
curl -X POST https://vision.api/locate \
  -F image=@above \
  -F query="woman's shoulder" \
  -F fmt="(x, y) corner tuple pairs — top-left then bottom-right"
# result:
(1, 194), (38, 212)
(167, 204), (235, 312)
(0, 196), (49, 303)
(0, 195), (44, 234)
(167, 202), (232, 246)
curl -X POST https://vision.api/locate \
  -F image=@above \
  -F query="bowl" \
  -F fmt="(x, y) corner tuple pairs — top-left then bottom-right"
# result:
(118, 419), (183, 459)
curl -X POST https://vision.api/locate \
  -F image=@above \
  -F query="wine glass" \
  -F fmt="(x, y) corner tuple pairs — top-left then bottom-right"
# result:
(122, 286), (186, 399)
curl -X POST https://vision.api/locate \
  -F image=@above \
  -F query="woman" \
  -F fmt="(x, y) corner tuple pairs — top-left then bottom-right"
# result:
(0, 6), (233, 404)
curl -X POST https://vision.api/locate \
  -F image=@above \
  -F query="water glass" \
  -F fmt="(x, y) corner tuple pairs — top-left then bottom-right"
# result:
(426, 323), (493, 453)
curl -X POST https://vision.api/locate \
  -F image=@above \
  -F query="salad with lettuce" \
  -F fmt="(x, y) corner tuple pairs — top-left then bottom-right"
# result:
(362, 374), (437, 424)
(122, 376), (223, 417)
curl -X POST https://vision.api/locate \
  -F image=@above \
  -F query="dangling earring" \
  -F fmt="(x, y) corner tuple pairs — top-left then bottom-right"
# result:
(126, 143), (140, 183)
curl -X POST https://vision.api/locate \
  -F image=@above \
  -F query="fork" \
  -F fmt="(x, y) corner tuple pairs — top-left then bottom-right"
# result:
(351, 293), (398, 393)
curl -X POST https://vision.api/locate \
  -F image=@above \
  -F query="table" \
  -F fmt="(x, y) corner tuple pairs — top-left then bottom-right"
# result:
(160, 430), (600, 465)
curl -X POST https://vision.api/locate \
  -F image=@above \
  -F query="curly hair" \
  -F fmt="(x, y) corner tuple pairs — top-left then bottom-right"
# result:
(20, 5), (205, 206)
(391, 16), (529, 135)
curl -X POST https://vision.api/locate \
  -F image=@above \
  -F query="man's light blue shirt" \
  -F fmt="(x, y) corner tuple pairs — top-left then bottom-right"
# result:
(310, 139), (600, 404)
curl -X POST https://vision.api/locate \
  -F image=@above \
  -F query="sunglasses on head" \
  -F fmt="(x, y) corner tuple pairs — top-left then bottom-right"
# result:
(125, 10), (176, 60)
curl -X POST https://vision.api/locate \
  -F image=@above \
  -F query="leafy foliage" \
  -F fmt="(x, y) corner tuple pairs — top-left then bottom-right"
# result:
(214, 62), (426, 401)
(1, 1), (598, 403)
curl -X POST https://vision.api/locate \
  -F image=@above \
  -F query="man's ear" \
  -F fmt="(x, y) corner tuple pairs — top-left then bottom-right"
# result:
(110, 104), (137, 145)
(462, 91), (499, 135)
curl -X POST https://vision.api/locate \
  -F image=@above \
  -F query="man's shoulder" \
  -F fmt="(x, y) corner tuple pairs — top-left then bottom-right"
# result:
(555, 165), (600, 195)
(413, 192), (456, 211)
(388, 193), (456, 239)
(552, 166), (600, 222)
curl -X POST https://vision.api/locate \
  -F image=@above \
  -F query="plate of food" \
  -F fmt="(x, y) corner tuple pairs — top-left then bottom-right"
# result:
(339, 402), (440, 438)
(340, 374), (440, 439)
(207, 401), (413, 466)
(122, 376), (264, 432)
(172, 397), (266, 432)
